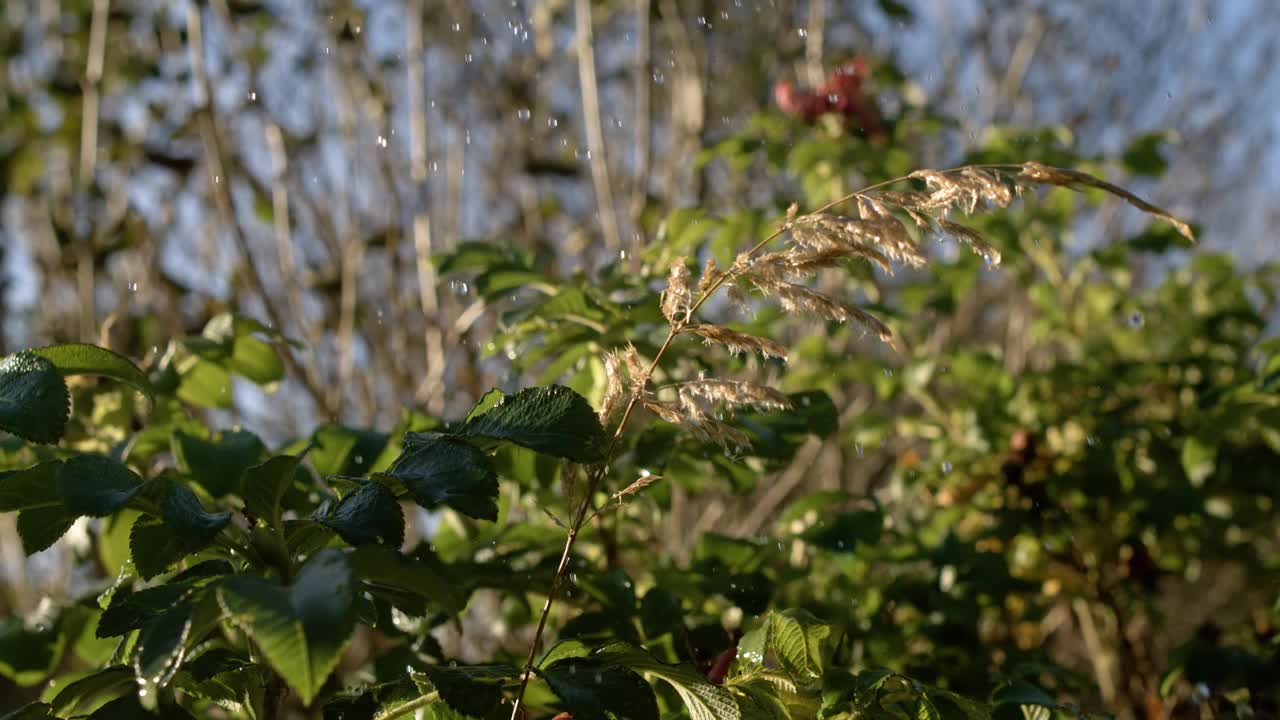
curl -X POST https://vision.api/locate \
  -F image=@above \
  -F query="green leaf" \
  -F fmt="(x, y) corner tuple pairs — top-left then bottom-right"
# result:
(475, 265), (548, 297)
(0, 617), (66, 687)
(1, 704), (57, 720)
(741, 610), (838, 689)
(16, 505), (77, 555)
(217, 549), (357, 706)
(241, 454), (303, 529)
(176, 358), (233, 408)
(599, 645), (740, 720)
(125, 480), (230, 579)
(131, 604), (193, 686)
(61, 455), (145, 517)
(993, 682), (1056, 708)
(434, 240), (531, 275)
(129, 520), (183, 580)
(46, 666), (133, 716)
(640, 588), (684, 639)
(382, 436), (499, 521)
(197, 314), (289, 386)
(1181, 436), (1217, 486)
(97, 509), (139, 577)
(0, 462), (62, 512)
(801, 509), (883, 553)
(0, 351), (70, 444)
(317, 482), (405, 547)
(98, 585), (200, 638)
(416, 664), (517, 718)
(30, 343), (153, 399)
(733, 679), (792, 720)
(1121, 131), (1170, 176)
(5, 456), (142, 554)
(84, 694), (188, 719)
(543, 657), (660, 720)
(172, 429), (266, 497)
(576, 569), (637, 613)
(457, 385), (608, 463)
(538, 640), (593, 668)
(878, 0), (913, 20)
(161, 483), (232, 547)
(304, 424), (389, 477)
(1127, 224), (1186, 254)
(348, 545), (468, 616)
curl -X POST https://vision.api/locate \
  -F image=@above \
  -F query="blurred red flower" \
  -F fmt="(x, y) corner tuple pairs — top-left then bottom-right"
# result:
(774, 58), (884, 140)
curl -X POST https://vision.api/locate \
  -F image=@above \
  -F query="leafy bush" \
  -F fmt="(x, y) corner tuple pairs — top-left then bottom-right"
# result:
(7, 132), (1270, 720)
(2, 24), (1278, 718)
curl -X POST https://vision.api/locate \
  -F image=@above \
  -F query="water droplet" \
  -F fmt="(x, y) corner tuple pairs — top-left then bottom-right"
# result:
(797, 28), (808, 37)
(127, 282), (138, 292)
(942, 461), (953, 474)
(451, 22), (461, 31)
(855, 443), (864, 457)
(247, 91), (257, 101)
(548, 117), (559, 128)
(516, 108), (531, 120)
(1128, 310), (1145, 329)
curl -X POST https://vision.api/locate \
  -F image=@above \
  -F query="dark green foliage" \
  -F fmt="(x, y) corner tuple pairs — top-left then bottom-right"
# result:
(0, 352), (69, 444)
(457, 385), (610, 463)
(381, 435), (500, 521)
(0, 51), (1275, 720)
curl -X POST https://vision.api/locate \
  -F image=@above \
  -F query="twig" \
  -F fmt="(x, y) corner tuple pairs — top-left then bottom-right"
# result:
(628, 0), (652, 269)
(329, 48), (367, 422)
(74, 0), (110, 340)
(406, 0), (448, 415)
(185, 5), (333, 418)
(804, 0), (826, 89)
(262, 124), (316, 362)
(575, 0), (624, 255)
(371, 690), (440, 720)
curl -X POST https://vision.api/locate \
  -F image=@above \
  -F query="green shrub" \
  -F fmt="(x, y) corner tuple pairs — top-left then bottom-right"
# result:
(5, 143), (1266, 720)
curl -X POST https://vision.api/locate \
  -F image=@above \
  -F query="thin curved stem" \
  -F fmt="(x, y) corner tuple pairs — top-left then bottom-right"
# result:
(372, 690), (440, 720)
